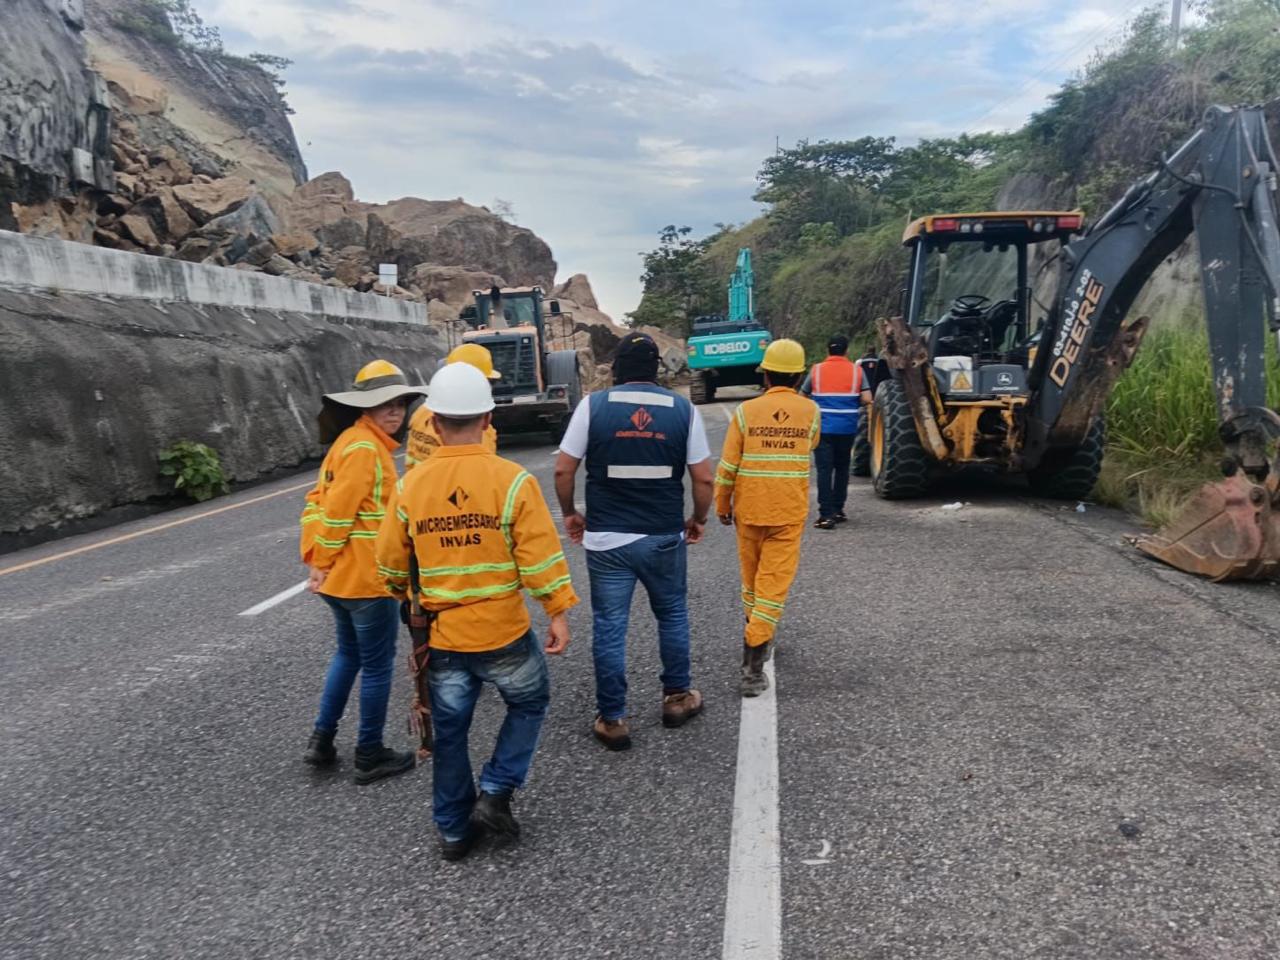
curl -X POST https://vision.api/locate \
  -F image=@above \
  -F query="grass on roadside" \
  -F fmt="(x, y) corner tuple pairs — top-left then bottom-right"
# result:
(1093, 326), (1280, 526)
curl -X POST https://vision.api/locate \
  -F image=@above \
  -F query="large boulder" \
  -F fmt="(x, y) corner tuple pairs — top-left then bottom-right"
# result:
(132, 185), (195, 243)
(285, 171), (369, 249)
(552, 273), (599, 311)
(173, 177), (253, 224)
(366, 197), (556, 287)
(198, 194), (281, 243)
(406, 263), (506, 309)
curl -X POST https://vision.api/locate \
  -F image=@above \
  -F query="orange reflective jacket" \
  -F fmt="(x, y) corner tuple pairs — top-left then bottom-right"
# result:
(299, 416), (400, 598)
(404, 405), (497, 470)
(715, 387), (820, 526)
(376, 444), (579, 652)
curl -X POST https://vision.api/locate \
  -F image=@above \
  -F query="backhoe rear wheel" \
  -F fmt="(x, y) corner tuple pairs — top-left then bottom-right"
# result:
(870, 378), (930, 499)
(689, 371), (715, 405)
(1027, 417), (1105, 500)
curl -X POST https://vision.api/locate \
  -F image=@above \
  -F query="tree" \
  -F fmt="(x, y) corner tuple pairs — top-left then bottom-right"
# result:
(627, 226), (721, 335)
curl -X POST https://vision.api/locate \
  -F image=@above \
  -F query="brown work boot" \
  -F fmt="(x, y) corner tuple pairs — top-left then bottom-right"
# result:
(662, 689), (704, 728)
(593, 715), (632, 751)
(740, 642), (771, 698)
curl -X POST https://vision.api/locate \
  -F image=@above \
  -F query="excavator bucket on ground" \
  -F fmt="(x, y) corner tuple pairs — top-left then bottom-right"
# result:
(1136, 473), (1280, 581)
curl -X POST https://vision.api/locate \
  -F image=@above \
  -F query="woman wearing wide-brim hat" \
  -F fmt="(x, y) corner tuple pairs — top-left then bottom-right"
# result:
(299, 359), (428, 784)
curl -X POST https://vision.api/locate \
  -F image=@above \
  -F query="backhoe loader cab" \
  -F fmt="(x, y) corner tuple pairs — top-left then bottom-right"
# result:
(870, 211), (1085, 497)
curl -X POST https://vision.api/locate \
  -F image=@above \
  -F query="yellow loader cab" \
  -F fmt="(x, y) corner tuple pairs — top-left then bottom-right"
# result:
(870, 210), (1084, 498)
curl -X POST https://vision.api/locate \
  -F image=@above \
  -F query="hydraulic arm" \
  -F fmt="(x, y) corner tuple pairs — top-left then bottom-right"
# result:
(1022, 106), (1280, 579)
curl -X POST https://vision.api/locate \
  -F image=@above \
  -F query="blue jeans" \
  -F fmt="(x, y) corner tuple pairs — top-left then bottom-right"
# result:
(315, 595), (399, 748)
(814, 433), (855, 517)
(586, 533), (691, 721)
(428, 630), (550, 841)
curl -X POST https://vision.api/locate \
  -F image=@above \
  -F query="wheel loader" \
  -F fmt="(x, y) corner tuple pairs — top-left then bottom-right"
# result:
(459, 285), (582, 442)
(869, 105), (1280, 581)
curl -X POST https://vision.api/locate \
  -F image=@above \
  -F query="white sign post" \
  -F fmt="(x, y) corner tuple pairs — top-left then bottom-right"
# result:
(378, 263), (398, 294)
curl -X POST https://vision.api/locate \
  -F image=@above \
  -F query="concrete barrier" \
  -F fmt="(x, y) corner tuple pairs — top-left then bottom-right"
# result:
(0, 230), (426, 324)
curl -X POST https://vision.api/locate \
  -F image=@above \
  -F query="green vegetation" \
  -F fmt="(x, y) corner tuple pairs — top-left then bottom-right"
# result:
(633, 0), (1280, 521)
(159, 441), (229, 503)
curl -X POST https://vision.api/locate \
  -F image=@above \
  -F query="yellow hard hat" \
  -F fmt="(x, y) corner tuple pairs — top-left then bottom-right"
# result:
(446, 343), (502, 380)
(324, 359), (428, 409)
(758, 338), (806, 374)
(354, 359), (404, 384)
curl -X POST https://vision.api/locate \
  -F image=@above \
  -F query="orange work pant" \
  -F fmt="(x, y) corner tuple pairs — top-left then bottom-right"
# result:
(736, 522), (805, 648)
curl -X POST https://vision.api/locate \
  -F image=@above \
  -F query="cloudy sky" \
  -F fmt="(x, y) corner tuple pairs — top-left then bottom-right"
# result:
(200, 0), (1166, 318)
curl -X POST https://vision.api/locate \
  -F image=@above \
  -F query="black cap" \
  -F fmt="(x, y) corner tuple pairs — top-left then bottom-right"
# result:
(613, 332), (660, 383)
(828, 334), (849, 354)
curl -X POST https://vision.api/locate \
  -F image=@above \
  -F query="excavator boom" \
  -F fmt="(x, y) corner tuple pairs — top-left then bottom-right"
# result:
(1026, 106), (1280, 580)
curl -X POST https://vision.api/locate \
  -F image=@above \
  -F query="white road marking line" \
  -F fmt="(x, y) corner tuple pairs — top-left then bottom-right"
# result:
(722, 658), (781, 960)
(238, 580), (309, 616)
(721, 403), (735, 423)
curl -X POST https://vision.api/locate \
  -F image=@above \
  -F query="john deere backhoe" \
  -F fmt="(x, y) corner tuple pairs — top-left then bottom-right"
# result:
(870, 105), (1280, 581)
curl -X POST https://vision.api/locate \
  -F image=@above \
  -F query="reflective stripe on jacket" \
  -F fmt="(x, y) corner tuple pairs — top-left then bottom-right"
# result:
(404, 404), (498, 469)
(715, 387), (820, 526)
(299, 415), (400, 598)
(376, 443), (579, 652)
(810, 356), (863, 436)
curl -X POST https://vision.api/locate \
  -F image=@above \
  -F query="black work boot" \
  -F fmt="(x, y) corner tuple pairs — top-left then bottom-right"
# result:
(471, 790), (520, 838)
(440, 829), (475, 863)
(352, 744), (415, 785)
(303, 729), (337, 768)
(740, 642), (771, 698)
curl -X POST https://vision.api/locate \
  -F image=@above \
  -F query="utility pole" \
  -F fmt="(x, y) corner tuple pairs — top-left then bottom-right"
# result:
(1170, 0), (1182, 47)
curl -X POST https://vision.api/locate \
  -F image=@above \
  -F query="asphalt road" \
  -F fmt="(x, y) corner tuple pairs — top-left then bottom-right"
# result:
(6, 395), (1280, 959)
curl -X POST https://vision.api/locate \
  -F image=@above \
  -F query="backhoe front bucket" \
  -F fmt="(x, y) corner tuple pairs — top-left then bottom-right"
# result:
(1136, 473), (1280, 581)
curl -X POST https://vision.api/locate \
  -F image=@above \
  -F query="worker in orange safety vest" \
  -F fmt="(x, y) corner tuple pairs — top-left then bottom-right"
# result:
(715, 339), (821, 697)
(800, 334), (872, 529)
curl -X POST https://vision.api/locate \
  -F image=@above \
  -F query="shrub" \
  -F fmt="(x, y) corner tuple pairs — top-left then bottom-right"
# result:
(159, 441), (229, 502)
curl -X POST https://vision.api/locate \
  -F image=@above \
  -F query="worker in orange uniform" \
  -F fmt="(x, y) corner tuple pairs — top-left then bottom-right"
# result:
(376, 362), (578, 862)
(715, 339), (820, 697)
(404, 343), (500, 468)
(299, 360), (429, 783)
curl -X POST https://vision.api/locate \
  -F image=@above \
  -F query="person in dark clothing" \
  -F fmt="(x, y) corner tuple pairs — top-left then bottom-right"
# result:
(553, 334), (715, 750)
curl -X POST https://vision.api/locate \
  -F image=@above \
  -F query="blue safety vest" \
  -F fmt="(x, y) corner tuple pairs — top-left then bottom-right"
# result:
(810, 356), (864, 436)
(585, 383), (690, 535)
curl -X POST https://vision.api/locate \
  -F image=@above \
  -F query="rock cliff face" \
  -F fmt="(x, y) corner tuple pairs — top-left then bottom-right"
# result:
(0, 0), (113, 230)
(996, 172), (1203, 327)
(85, 0), (306, 195)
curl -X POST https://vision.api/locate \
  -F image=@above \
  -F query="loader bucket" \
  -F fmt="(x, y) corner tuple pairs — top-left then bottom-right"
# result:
(1136, 473), (1280, 581)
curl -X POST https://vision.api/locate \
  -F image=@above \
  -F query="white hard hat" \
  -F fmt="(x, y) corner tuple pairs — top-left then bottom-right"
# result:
(427, 361), (496, 416)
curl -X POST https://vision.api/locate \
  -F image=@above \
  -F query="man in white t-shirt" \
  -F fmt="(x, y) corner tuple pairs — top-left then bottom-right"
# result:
(553, 333), (714, 751)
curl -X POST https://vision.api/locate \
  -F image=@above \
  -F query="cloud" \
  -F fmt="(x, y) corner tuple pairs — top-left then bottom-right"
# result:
(197, 0), (1169, 317)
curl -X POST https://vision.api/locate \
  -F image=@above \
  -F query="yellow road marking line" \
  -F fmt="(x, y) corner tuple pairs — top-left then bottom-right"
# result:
(0, 480), (315, 579)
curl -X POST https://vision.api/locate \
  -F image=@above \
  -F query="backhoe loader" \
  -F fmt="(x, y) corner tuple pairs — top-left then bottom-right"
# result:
(870, 105), (1280, 581)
